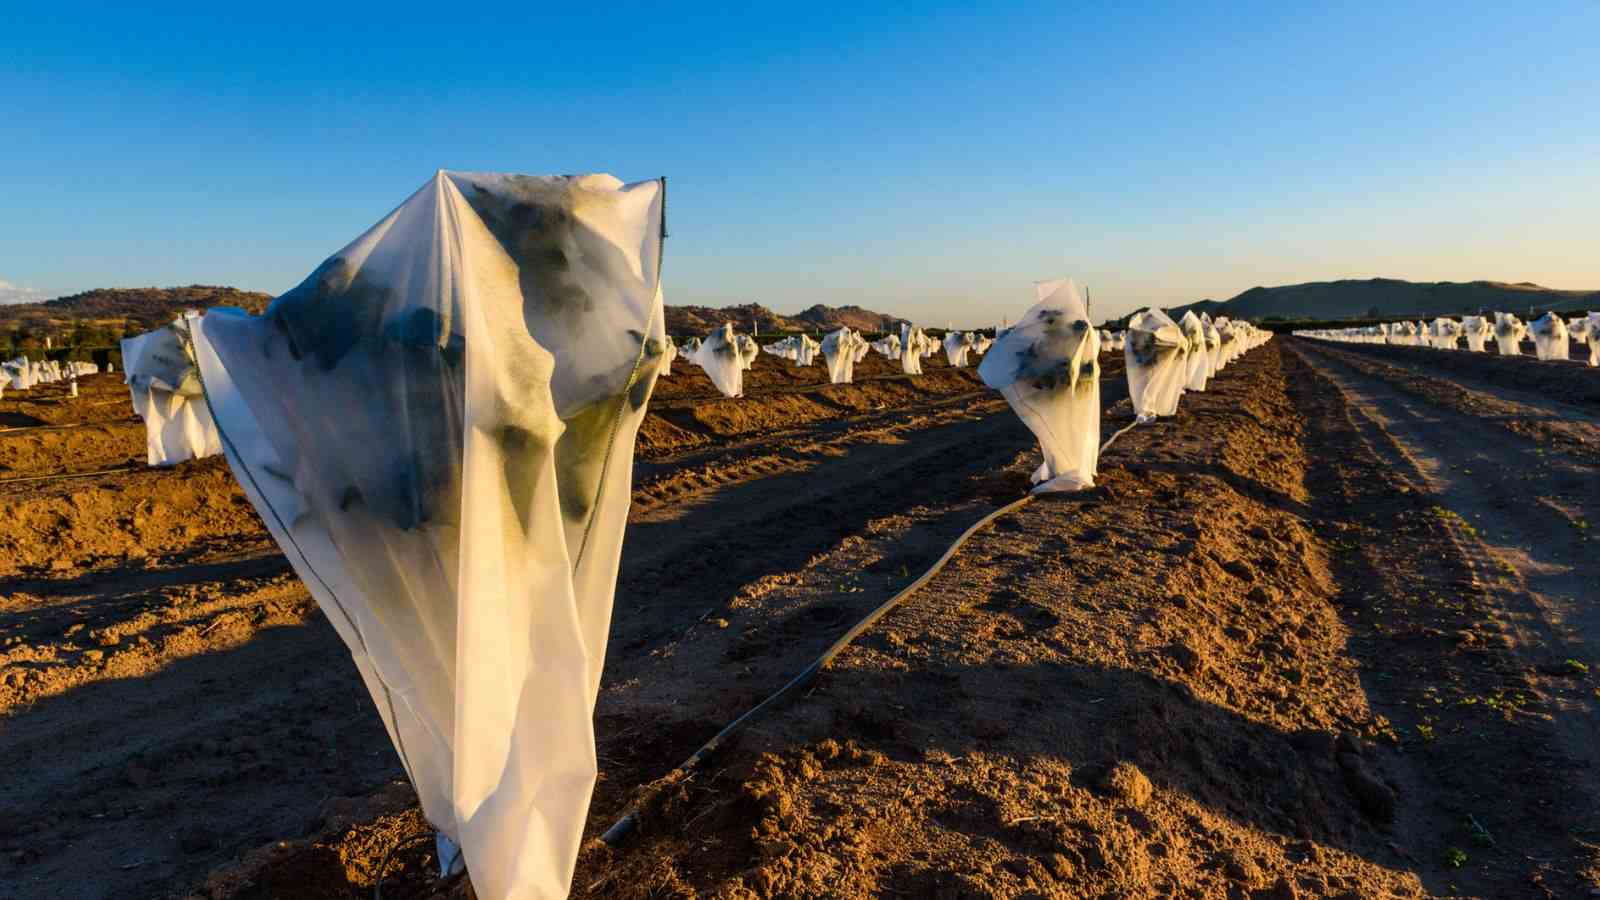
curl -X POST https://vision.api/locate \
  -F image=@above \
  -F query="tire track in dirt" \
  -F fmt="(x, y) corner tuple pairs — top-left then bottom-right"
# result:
(1300, 338), (1600, 410)
(1290, 341), (1600, 891)
(1301, 340), (1600, 464)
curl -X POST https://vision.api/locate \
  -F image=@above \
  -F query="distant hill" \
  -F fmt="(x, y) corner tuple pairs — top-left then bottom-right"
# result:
(1170, 278), (1600, 323)
(665, 302), (803, 335)
(0, 285), (273, 350)
(665, 302), (903, 336)
(792, 304), (901, 333)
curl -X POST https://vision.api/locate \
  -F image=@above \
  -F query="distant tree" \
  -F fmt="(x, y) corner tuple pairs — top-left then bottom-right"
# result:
(1365, 305), (1382, 319)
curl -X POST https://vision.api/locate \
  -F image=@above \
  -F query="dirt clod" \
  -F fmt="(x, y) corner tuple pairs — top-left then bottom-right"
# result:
(1222, 558), (1256, 581)
(1098, 761), (1154, 808)
(1166, 641), (1204, 674)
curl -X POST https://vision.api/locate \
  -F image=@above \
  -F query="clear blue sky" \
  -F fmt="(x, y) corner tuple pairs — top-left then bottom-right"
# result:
(3, 1), (1597, 326)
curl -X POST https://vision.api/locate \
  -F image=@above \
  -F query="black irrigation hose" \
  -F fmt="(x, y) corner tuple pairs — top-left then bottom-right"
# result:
(0, 465), (140, 486)
(599, 492), (1036, 846)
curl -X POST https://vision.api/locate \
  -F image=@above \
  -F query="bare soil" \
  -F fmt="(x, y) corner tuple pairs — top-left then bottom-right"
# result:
(3, 344), (1597, 899)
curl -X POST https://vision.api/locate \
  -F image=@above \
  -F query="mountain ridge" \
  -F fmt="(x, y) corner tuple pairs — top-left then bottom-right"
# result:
(664, 302), (903, 336)
(1168, 278), (1599, 322)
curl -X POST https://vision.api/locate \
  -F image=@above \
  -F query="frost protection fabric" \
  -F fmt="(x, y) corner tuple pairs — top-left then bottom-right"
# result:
(1585, 313), (1600, 367)
(1529, 312), (1570, 361)
(192, 171), (666, 900)
(1213, 317), (1236, 371)
(795, 334), (820, 367)
(1430, 318), (1460, 350)
(1200, 320), (1221, 376)
(1179, 311), (1209, 392)
(872, 333), (900, 359)
(762, 337), (798, 361)
(820, 327), (864, 384)
(735, 334), (759, 370)
(1493, 313), (1527, 355)
(121, 316), (223, 466)
(978, 279), (1100, 492)
(942, 331), (973, 367)
(899, 324), (926, 375)
(688, 324), (745, 397)
(1125, 309), (1188, 419)
(1462, 316), (1492, 352)
(3, 358), (27, 390)
(660, 334), (677, 377)
(1567, 316), (1591, 355)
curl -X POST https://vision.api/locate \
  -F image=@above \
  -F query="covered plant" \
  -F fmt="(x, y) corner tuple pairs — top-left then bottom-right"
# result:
(1574, 313), (1600, 366)
(659, 332), (677, 377)
(122, 313), (222, 466)
(794, 333), (820, 367)
(978, 279), (1101, 492)
(820, 327), (866, 384)
(1462, 316), (1492, 352)
(735, 333), (759, 370)
(762, 336), (798, 361)
(898, 324), (930, 375)
(1529, 311), (1570, 361)
(1199, 316), (1221, 374)
(1125, 308), (1189, 419)
(1179, 311), (1209, 392)
(1429, 318), (1461, 350)
(1493, 312), (1528, 355)
(688, 323), (745, 397)
(942, 331), (974, 368)
(191, 171), (666, 900)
